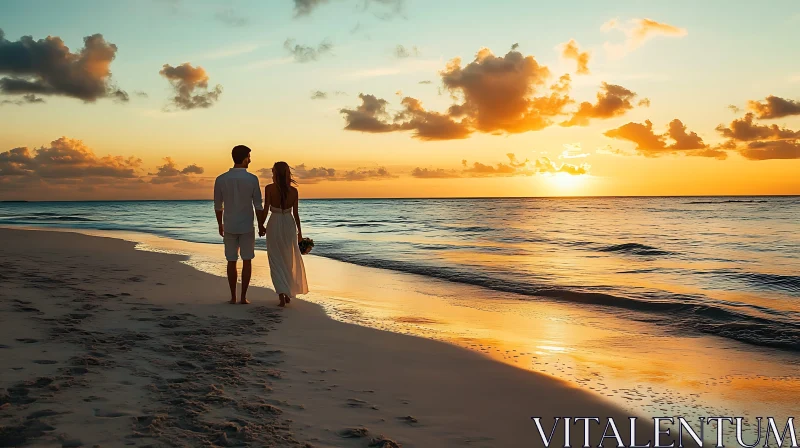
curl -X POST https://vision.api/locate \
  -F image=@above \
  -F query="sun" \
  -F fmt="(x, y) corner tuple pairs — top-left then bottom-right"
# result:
(543, 172), (589, 195)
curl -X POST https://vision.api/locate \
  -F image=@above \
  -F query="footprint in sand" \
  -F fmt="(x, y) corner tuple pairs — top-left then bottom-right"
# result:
(15, 338), (39, 344)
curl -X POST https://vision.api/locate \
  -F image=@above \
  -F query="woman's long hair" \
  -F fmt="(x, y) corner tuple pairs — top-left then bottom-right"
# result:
(273, 162), (297, 210)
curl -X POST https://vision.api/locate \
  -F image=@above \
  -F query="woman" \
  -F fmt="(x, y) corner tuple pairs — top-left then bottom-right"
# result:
(263, 162), (308, 306)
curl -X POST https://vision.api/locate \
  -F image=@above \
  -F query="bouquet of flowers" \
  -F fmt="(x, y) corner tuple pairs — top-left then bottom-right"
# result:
(298, 237), (314, 255)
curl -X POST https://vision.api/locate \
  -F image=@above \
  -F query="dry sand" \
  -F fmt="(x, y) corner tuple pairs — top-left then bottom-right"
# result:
(0, 228), (656, 447)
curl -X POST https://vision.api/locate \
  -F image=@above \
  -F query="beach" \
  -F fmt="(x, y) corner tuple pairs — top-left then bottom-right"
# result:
(0, 227), (667, 447)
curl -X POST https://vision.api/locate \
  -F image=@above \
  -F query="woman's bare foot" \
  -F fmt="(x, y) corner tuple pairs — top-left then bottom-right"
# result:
(278, 294), (286, 307)
(240, 298), (250, 305)
(285, 296), (291, 304)
(229, 298), (237, 304)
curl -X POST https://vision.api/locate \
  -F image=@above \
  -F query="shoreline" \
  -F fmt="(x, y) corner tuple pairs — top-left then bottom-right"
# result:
(0, 227), (661, 447)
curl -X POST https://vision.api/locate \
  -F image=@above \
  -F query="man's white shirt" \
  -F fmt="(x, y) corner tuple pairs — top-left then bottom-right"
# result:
(213, 168), (263, 234)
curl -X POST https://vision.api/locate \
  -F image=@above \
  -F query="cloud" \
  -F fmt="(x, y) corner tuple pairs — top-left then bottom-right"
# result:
(0, 93), (45, 106)
(293, 0), (327, 16)
(418, 80), (432, 84)
(134, 91), (149, 98)
(341, 47), (582, 140)
(261, 163), (394, 183)
(293, 0), (405, 18)
(559, 143), (589, 159)
(394, 45), (419, 58)
(535, 156), (590, 175)
(746, 95), (800, 119)
(0, 29), (127, 102)
(214, 8), (249, 27)
(602, 18), (687, 58)
(284, 38), (333, 63)
(440, 47), (570, 134)
(341, 166), (395, 181)
(715, 111), (800, 160)
(410, 167), (461, 178)
(559, 39), (590, 75)
(310, 90), (328, 100)
(149, 157), (205, 184)
(340, 93), (397, 133)
(604, 119), (725, 158)
(394, 97), (472, 140)
(560, 82), (638, 127)
(740, 140), (800, 160)
(159, 63), (222, 110)
(727, 104), (740, 114)
(0, 137), (141, 180)
(291, 164), (338, 183)
(596, 145), (635, 156)
(638, 98), (650, 107)
(715, 113), (800, 141)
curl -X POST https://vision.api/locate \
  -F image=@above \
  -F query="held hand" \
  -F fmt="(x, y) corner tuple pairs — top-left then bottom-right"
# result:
(258, 225), (266, 237)
(218, 224), (224, 237)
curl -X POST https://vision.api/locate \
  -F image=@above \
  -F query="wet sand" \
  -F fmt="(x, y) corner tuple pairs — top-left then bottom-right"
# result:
(0, 228), (660, 447)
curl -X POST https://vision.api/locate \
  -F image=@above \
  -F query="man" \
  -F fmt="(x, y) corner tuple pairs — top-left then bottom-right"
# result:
(213, 145), (267, 304)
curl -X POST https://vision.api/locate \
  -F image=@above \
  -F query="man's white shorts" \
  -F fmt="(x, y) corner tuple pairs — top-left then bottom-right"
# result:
(224, 231), (256, 262)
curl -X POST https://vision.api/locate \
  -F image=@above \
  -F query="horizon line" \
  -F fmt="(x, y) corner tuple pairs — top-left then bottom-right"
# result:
(2, 194), (799, 203)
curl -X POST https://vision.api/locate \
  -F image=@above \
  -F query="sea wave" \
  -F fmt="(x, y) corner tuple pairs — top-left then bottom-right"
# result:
(312, 244), (800, 352)
(598, 243), (673, 256)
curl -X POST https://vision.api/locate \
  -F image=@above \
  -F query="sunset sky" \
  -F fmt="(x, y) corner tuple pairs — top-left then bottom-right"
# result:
(1, 0), (799, 200)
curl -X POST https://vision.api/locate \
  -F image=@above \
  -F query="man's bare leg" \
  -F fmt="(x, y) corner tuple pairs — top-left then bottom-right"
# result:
(240, 260), (252, 304)
(227, 261), (237, 304)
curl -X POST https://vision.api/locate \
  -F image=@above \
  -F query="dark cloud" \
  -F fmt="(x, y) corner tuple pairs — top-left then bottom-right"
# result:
(0, 137), (141, 180)
(293, 164), (337, 183)
(284, 38), (333, 63)
(149, 157), (205, 184)
(394, 45), (419, 58)
(638, 98), (650, 107)
(410, 167), (461, 178)
(560, 82), (638, 127)
(715, 111), (800, 160)
(215, 8), (249, 27)
(560, 39), (590, 75)
(134, 90), (148, 98)
(0, 93), (44, 106)
(293, 0), (327, 16)
(0, 29), (127, 103)
(310, 90), (328, 100)
(340, 94), (471, 140)
(727, 104), (740, 114)
(740, 140), (800, 160)
(746, 95), (800, 119)
(715, 113), (800, 141)
(394, 97), (471, 140)
(261, 163), (394, 183)
(159, 63), (222, 110)
(604, 119), (724, 158)
(418, 80), (432, 84)
(340, 94), (397, 133)
(341, 166), (394, 181)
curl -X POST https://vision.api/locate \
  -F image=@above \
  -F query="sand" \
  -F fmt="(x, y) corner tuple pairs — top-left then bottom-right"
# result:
(0, 228), (656, 447)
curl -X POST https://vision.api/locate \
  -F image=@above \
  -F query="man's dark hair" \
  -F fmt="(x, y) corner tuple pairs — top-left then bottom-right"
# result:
(231, 145), (251, 164)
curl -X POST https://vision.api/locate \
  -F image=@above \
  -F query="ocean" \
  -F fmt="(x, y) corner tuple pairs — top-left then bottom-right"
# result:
(1, 196), (798, 352)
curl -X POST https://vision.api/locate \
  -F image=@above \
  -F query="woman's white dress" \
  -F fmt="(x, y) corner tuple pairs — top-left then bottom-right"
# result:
(266, 205), (309, 297)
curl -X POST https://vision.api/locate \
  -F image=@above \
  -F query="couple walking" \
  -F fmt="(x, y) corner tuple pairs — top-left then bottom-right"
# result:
(213, 145), (308, 307)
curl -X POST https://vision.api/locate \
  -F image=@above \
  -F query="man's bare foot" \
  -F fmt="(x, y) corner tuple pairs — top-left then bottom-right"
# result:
(240, 298), (250, 305)
(285, 296), (291, 303)
(278, 295), (286, 307)
(229, 298), (237, 304)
